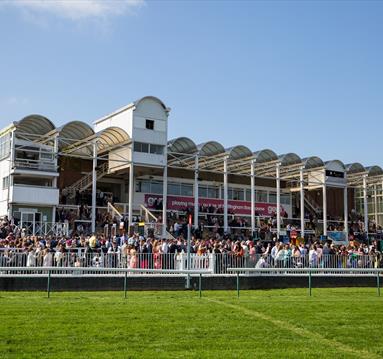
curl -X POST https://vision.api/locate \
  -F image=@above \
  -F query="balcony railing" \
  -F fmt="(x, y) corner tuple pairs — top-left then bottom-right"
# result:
(13, 159), (56, 172)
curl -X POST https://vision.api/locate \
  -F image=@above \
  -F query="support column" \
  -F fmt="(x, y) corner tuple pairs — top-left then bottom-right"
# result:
(323, 183), (327, 236)
(162, 165), (168, 238)
(52, 134), (59, 225)
(194, 155), (199, 229)
(91, 140), (97, 234)
(223, 156), (229, 233)
(128, 162), (134, 228)
(374, 184), (378, 225)
(344, 186), (348, 240)
(276, 163), (281, 239)
(7, 130), (15, 218)
(250, 160), (256, 235)
(363, 175), (368, 236)
(300, 166), (305, 238)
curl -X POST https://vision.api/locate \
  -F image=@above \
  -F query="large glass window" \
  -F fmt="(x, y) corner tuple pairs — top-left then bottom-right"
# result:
(208, 187), (219, 199)
(168, 183), (180, 195)
(149, 144), (164, 155)
(181, 184), (193, 196)
(0, 133), (10, 160)
(199, 185), (208, 198)
(150, 181), (163, 194)
(256, 190), (267, 203)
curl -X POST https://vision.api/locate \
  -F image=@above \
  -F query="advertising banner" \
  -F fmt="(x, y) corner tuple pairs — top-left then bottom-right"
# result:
(144, 194), (290, 217)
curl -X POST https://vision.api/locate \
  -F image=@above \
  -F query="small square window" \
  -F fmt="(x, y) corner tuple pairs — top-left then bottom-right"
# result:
(146, 119), (154, 130)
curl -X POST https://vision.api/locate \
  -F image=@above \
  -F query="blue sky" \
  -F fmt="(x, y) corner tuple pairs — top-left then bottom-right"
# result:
(0, 0), (382, 167)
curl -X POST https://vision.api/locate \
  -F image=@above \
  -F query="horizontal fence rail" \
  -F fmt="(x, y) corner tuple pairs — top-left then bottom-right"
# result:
(0, 252), (381, 274)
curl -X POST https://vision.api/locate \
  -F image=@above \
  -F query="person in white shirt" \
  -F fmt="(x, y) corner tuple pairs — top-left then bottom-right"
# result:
(26, 248), (36, 267)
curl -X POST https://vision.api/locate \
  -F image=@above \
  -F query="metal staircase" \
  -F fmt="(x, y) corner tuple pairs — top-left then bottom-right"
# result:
(62, 161), (109, 199)
(139, 205), (176, 240)
(304, 194), (321, 216)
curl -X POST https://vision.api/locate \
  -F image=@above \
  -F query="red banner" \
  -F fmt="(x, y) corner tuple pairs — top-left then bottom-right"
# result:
(144, 194), (289, 217)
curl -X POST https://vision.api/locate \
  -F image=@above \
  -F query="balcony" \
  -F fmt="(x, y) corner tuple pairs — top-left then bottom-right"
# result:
(10, 185), (59, 206)
(13, 159), (57, 174)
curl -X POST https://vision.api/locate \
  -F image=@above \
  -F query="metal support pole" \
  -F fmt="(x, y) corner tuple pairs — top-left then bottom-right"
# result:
(323, 184), (327, 236)
(363, 175), (368, 238)
(374, 184), (378, 226)
(194, 155), (199, 229)
(162, 165), (168, 238)
(236, 272), (240, 298)
(124, 271), (128, 299)
(52, 134), (59, 225)
(344, 186), (348, 240)
(276, 163), (281, 239)
(250, 160), (256, 236)
(91, 141), (97, 234)
(308, 270), (312, 297)
(128, 162), (134, 228)
(300, 166), (305, 239)
(377, 272), (380, 297)
(47, 270), (51, 298)
(199, 273), (202, 298)
(223, 156), (228, 233)
(187, 223), (191, 289)
(7, 130), (15, 219)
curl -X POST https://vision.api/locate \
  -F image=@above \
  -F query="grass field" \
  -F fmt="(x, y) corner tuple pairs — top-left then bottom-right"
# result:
(0, 288), (382, 359)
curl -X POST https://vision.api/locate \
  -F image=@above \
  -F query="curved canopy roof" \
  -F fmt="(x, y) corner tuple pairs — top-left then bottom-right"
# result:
(198, 141), (225, 157)
(345, 162), (366, 175)
(302, 156), (324, 170)
(14, 115), (55, 139)
(253, 149), (278, 164)
(168, 137), (197, 154)
(226, 145), (252, 160)
(325, 160), (346, 172)
(58, 121), (95, 150)
(279, 153), (302, 167)
(366, 165), (383, 177)
(96, 127), (130, 152)
(134, 96), (169, 112)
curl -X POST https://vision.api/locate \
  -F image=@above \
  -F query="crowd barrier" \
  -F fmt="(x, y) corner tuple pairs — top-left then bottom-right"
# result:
(0, 251), (381, 274)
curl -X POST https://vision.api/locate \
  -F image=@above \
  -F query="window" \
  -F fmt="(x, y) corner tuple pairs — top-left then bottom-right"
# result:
(208, 187), (219, 199)
(150, 181), (163, 194)
(168, 183), (180, 195)
(181, 184), (193, 196)
(149, 144), (164, 155)
(134, 142), (149, 153)
(256, 190), (267, 203)
(2, 176), (9, 189)
(146, 119), (154, 130)
(199, 185), (208, 198)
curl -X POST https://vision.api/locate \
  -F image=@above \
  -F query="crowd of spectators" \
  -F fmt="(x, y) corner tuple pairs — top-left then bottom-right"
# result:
(0, 213), (382, 270)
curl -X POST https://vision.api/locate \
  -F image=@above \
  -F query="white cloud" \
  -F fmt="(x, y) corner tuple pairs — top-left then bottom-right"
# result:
(2, 0), (145, 21)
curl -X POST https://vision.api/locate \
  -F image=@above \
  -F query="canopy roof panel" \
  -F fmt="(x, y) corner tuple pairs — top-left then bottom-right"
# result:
(198, 141), (225, 157)
(58, 121), (95, 150)
(279, 153), (302, 167)
(253, 149), (278, 164)
(226, 145), (252, 160)
(14, 115), (55, 139)
(345, 162), (366, 175)
(325, 160), (346, 172)
(168, 137), (197, 154)
(97, 126), (130, 152)
(302, 156), (324, 170)
(366, 165), (383, 177)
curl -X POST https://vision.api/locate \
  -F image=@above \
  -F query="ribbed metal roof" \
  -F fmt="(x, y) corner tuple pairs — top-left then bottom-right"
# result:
(14, 115), (55, 139)
(197, 141), (225, 157)
(168, 137), (197, 154)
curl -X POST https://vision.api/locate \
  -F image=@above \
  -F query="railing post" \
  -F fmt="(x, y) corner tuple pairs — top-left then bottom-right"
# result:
(199, 273), (202, 298)
(47, 269), (51, 298)
(308, 269), (312, 297)
(237, 272), (240, 298)
(377, 271), (380, 297)
(124, 271), (128, 299)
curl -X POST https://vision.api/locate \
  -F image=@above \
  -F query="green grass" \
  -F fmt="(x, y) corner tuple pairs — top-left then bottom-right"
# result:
(0, 288), (382, 358)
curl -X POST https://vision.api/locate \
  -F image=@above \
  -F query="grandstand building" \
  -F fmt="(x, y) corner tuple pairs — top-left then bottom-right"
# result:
(0, 95), (382, 241)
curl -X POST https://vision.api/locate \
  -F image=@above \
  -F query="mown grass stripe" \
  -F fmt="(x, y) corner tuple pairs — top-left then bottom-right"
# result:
(206, 298), (382, 359)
